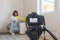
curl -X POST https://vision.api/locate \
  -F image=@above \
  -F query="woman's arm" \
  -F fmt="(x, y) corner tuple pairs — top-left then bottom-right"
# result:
(16, 16), (23, 22)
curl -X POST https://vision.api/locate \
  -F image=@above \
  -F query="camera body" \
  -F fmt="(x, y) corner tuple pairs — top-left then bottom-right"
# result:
(26, 12), (45, 40)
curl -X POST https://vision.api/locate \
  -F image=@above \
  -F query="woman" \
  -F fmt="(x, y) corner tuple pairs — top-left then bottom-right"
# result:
(8, 10), (21, 35)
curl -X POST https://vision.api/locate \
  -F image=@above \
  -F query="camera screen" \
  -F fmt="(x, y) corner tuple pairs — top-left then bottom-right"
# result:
(30, 18), (38, 23)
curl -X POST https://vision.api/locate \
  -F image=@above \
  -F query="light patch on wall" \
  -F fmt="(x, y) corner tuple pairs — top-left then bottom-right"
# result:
(37, 0), (40, 14)
(0, 0), (11, 27)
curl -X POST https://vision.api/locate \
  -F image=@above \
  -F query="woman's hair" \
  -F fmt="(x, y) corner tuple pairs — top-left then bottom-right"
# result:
(13, 10), (18, 16)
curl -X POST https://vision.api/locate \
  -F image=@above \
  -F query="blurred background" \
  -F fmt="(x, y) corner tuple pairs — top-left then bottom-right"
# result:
(0, 0), (60, 40)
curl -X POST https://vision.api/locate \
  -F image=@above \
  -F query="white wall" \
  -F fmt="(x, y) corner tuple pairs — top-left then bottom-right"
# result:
(58, 0), (60, 9)
(0, 0), (23, 32)
(23, 0), (37, 16)
(10, 0), (23, 17)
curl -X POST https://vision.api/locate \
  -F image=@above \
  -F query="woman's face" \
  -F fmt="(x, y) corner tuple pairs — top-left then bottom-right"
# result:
(14, 13), (18, 16)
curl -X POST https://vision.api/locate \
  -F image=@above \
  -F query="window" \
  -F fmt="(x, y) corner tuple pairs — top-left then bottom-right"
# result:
(37, 0), (59, 14)
(42, 0), (55, 12)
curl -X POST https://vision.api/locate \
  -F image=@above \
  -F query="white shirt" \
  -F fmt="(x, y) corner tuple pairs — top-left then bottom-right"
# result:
(11, 16), (17, 21)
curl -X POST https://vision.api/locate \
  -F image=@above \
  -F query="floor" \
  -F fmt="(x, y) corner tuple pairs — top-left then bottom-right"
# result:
(0, 34), (52, 40)
(0, 34), (29, 40)
(0, 34), (48, 40)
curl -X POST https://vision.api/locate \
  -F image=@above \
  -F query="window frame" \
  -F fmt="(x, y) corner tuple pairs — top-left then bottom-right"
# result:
(37, 0), (59, 15)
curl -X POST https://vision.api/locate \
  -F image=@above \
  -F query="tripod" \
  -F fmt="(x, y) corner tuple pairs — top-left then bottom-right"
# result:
(43, 26), (58, 40)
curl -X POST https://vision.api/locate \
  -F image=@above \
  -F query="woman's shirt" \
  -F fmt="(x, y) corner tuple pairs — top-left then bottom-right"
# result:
(11, 16), (17, 21)
(10, 16), (20, 27)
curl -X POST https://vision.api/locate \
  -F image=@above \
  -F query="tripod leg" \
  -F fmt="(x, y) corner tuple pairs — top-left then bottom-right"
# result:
(44, 27), (58, 40)
(43, 27), (46, 40)
(44, 30), (46, 40)
(37, 27), (43, 40)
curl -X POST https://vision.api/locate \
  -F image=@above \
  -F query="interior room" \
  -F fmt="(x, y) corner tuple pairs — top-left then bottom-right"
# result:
(0, 0), (60, 40)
